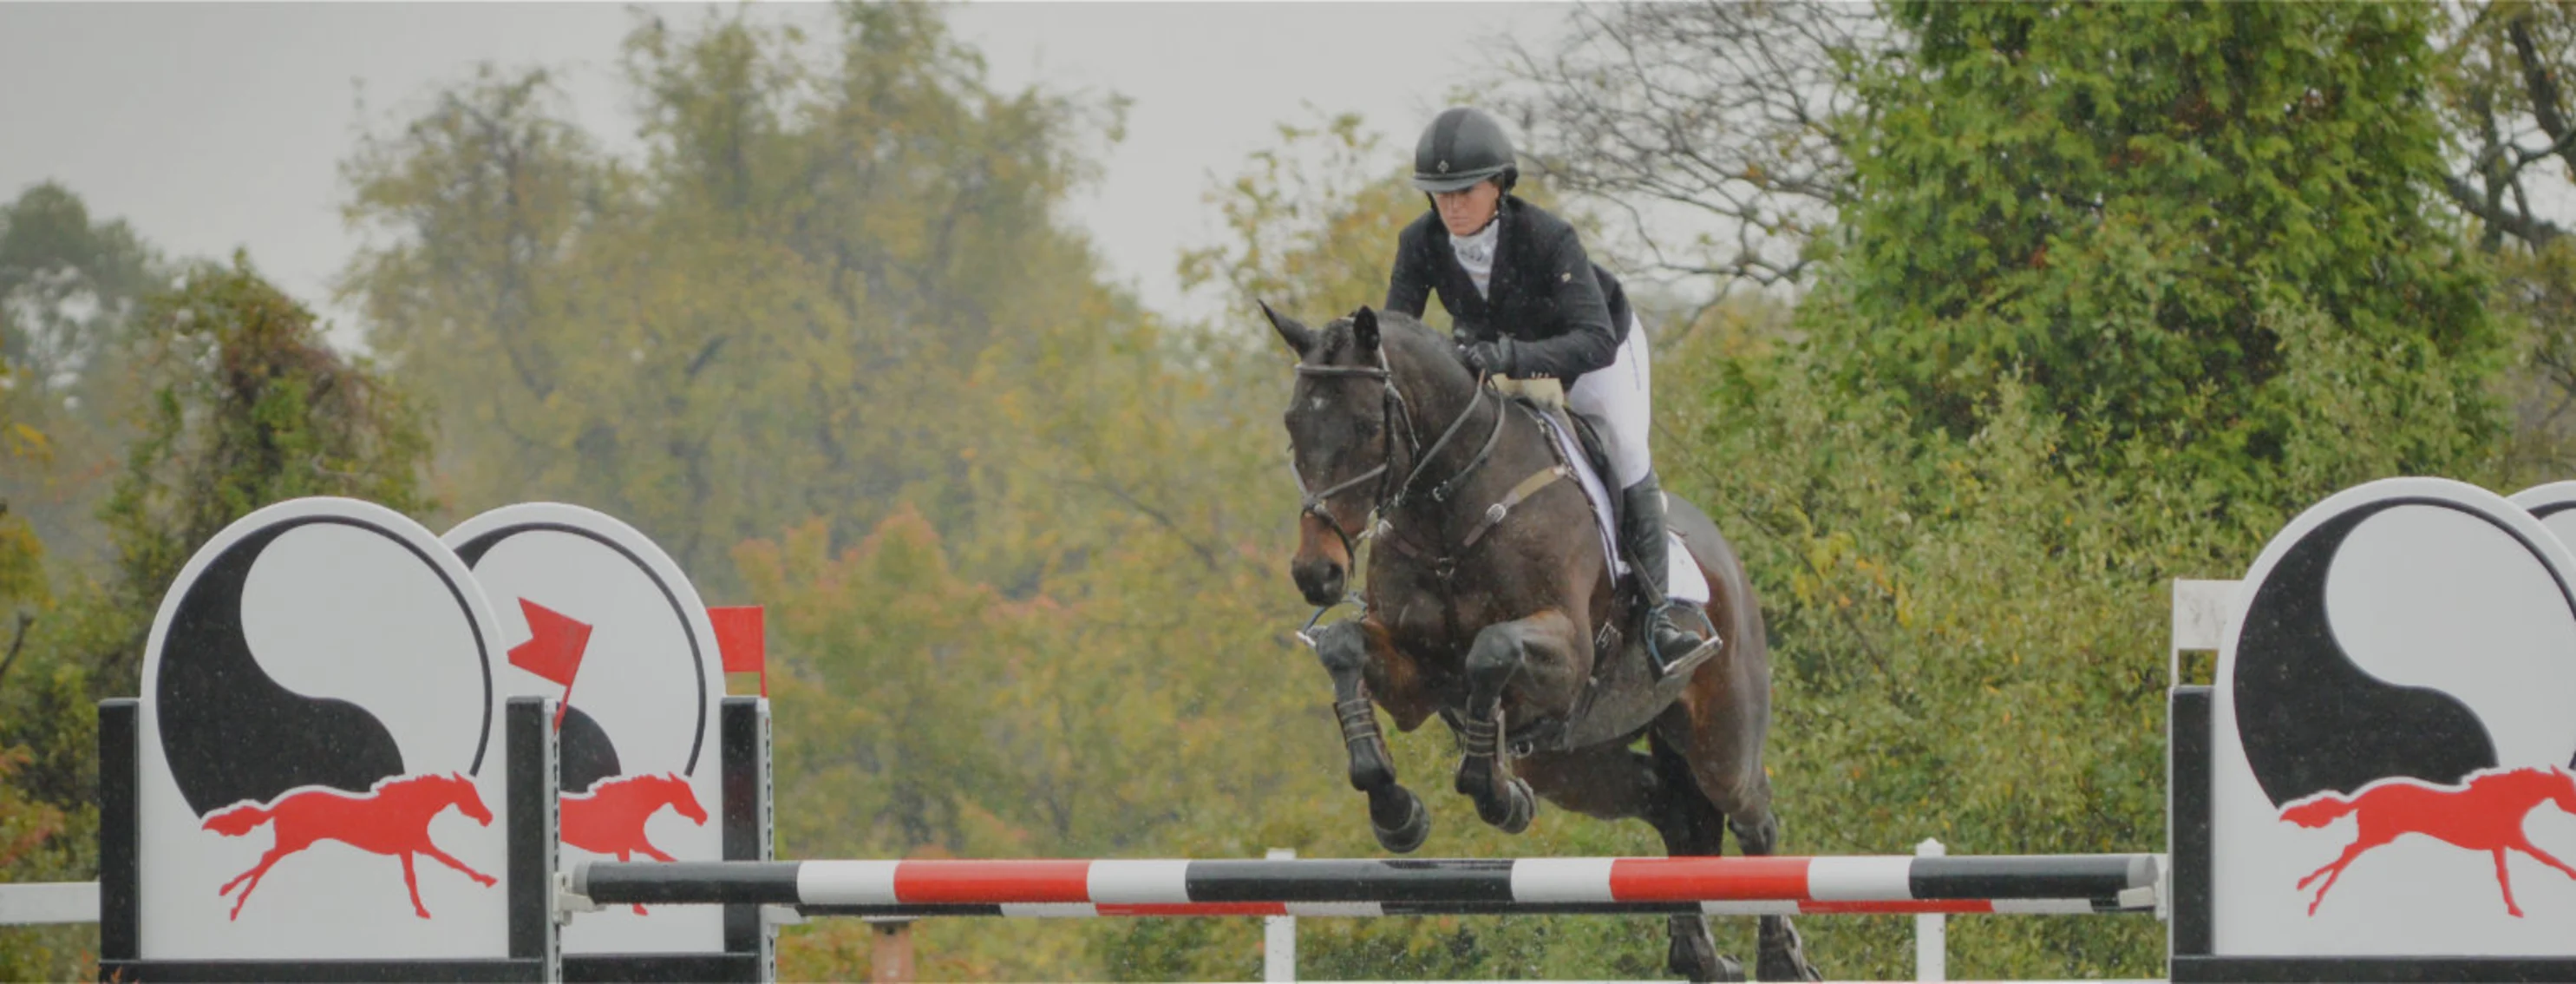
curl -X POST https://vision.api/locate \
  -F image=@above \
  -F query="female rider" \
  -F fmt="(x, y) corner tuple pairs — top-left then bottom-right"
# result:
(1383, 106), (1712, 678)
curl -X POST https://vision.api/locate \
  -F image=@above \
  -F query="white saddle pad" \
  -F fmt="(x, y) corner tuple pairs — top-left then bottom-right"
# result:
(1530, 412), (1710, 606)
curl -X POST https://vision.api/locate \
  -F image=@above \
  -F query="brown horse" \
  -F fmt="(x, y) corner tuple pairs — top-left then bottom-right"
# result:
(1267, 304), (1817, 982)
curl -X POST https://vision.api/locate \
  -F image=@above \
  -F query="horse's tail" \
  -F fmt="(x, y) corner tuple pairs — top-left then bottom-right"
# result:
(202, 802), (273, 837)
(2279, 792), (2356, 829)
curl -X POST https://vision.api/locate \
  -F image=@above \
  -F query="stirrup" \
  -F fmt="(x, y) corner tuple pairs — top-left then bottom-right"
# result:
(1645, 603), (1721, 679)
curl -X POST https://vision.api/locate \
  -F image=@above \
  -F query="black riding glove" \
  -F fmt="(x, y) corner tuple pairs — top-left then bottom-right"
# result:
(1457, 337), (1517, 377)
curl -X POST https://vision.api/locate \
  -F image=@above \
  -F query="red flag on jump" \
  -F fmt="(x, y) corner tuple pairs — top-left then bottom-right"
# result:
(708, 606), (766, 697)
(510, 599), (593, 727)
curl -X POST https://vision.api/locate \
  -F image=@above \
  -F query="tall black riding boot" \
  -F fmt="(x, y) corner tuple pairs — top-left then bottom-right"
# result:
(1621, 472), (1719, 679)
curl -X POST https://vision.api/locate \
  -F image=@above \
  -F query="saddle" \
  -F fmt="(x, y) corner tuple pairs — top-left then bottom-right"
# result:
(1482, 379), (1722, 755)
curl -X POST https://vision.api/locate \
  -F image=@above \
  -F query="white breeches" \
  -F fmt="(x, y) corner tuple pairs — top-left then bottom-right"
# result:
(1566, 315), (1653, 489)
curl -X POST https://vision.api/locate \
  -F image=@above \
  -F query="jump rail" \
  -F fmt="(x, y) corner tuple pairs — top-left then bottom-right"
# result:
(572, 854), (2162, 919)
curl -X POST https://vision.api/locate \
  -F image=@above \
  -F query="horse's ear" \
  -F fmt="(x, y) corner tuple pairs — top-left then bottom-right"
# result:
(1260, 299), (1313, 357)
(1352, 305), (1379, 352)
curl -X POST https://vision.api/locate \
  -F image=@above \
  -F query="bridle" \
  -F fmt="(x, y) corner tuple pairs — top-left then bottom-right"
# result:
(1289, 346), (1511, 590)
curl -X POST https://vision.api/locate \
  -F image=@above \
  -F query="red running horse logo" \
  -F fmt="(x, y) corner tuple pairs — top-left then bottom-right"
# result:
(561, 773), (707, 915)
(2283, 765), (2576, 917)
(202, 772), (497, 921)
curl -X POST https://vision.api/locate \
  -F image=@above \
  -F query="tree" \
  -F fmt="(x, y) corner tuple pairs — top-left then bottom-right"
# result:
(0, 252), (421, 978)
(0, 183), (161, 391)
(2433, 3), (2576, 483)
(1491, 2), (1882, 294)
(96, 254), (431, 690)
(0, 338), (62, 981)
(1821, 1), (2501, 502)
(2436, 0), (2574, 251)
(0, 182), (167, 567)
(342, 4), (1149, 593)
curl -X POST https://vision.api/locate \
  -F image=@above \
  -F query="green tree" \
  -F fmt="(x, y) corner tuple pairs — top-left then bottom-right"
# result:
(2, 254), (432, 821)
(93, 254), (433, 690)
(1830, 1), (2501, 502)
(0, 182), (167, 567)
(341, 4), (1139, 590)
(0, 331), (75, 981)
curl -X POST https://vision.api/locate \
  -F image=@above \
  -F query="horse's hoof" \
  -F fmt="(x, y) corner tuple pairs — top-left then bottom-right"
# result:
(1756, 917), (1822, 982)
(1370, 787), (1430, 854)
(1664, 915), (1737, 982)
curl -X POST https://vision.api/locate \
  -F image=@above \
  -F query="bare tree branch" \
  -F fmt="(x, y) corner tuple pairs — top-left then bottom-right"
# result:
(2436, 1), (2576, 252)
(0, 612), (34, 691)
(2507, 10), (2571, 159)
(2445, 173), (2570, 246)
(1487, 2), (1891, 296)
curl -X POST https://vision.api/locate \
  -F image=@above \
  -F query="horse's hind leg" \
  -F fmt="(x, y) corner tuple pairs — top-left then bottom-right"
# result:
(1639, 734), (1742, 983)
(223, 847), (291, 920)
(401, 853), (432, 919)
(1717, 794), (1822, 981)
(1660, 708), (1821, 983)
(1456, 613), (1585, 833)
(2492, 848), (2527, 917)
(1313, 620), (1429, 853)
(1729, 810), (1818, 981)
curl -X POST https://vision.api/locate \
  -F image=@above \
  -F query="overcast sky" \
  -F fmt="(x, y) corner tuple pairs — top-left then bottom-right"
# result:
(0, 3), (1572, 334)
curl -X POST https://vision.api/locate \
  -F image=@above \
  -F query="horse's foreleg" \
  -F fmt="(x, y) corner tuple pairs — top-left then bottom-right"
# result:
(1313, 619), (1429, 853)
(421, 843), (499, 888)
(2510, 838), (2576, 883)
(1455, 612), (1580, 834)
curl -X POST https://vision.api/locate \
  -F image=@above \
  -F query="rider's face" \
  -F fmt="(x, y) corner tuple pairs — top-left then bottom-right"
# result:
(1434, 180), (1501, 237)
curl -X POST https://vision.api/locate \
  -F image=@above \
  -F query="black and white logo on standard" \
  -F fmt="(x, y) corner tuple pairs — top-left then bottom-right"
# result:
(138, 497), (509, 959)
(447, 502), (727, 955)
(2214, 477), (2576, 956)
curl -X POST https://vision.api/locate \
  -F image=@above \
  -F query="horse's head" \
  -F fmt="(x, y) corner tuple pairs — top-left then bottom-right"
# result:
(2552, 766), (2576, 816)
(1268, 302), (1411, 606)
(658, 773), (710, 825)
(443, 772), (495, 826)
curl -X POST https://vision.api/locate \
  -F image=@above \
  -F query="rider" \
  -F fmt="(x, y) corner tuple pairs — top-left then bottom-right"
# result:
(1383, 106), (1714, 678)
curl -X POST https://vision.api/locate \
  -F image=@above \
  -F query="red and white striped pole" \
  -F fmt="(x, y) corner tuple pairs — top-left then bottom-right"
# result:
(572, 853), (2162, 919)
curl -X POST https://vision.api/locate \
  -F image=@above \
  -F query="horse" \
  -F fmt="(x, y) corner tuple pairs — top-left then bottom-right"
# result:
(2284, 764), (2576, 917)
(202, 771), (498, 920)
(563, 772), (710, 915)
(1265, 304), (1817, 982)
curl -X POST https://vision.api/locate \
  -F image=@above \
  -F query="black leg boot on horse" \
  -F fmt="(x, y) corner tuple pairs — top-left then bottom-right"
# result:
(1623, 472), (1719, 678)
(1313, 621), (1430, 853)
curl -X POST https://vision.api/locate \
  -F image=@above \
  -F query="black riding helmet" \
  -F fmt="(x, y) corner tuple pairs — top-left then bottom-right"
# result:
(1412, 107), (1516, 194)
